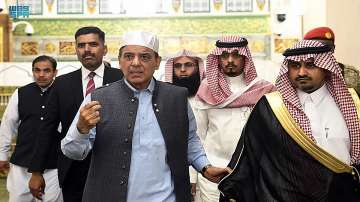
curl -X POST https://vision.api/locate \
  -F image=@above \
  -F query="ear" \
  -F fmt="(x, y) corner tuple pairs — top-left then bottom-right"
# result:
(155, 56), (162, 70)
(118, 56), (122, 70)
(103, 45), (108, 55)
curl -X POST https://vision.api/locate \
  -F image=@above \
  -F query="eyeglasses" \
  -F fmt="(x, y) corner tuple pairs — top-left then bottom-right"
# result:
(174, 62), (196, 69)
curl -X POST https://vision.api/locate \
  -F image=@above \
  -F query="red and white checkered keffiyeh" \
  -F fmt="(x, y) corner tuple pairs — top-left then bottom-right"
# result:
(164, 49), (205, 83)
(196, 36), (275, 108)
(276, 40), (360, 164)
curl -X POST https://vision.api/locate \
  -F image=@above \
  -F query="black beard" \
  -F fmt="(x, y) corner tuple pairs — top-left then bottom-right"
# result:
(172, 73), (201, 97)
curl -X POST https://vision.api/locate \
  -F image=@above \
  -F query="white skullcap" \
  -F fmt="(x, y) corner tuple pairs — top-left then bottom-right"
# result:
(121, 31), (159, 53)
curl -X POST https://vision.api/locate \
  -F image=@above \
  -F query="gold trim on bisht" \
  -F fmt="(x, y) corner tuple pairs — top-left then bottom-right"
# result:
(348, 88), (360, 122)
(265, 91), (353, 174)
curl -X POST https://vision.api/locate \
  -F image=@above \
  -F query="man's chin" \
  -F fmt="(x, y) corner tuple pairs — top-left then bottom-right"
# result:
(82, 62), (101, 70)
(37, 82), (51, 88)
(299, 85), (317, 93)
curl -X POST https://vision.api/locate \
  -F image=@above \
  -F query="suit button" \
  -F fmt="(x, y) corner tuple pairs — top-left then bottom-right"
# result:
(40, 117), (44, 120)
(40, 93), (43, 96)
(121, 165), (126, 169)
(127, 124), (131, 129)
(129, 111), (134, 116)
(41, 105), (45, 109)
(124, 138), (129, 143)
(123, 151), (127, 155)
(120, 181), (124, 185)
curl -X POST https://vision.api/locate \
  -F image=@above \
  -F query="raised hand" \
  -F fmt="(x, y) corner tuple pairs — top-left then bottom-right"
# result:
(76, 101), (101, 134)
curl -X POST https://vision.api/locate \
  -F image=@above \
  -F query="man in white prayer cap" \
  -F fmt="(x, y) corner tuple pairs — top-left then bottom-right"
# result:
(61, 31), (231, 202)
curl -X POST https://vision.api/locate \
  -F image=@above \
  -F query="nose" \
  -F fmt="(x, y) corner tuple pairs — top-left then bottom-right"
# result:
(227, 55), (235, 63)
(84, 44), (91, 52)
(180, 65), (186, 72)
(131, 55), (141, 66)
(39, 70), (45, 77)
(298, 64), (307, 76)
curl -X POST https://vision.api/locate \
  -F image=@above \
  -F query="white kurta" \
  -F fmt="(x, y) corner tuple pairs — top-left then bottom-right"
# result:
(194, 75), (252, 202)
(0, 89), (63, 202)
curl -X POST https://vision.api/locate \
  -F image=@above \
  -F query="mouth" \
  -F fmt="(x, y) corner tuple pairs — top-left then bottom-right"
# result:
(296, 77), (310, 81)
(83, 55), (94, 60)
(179, 75), (189, 78)
(129, 71), (143, 76)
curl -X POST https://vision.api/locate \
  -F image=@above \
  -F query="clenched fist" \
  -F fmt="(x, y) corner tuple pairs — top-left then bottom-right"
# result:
(76, 101), (101, 134)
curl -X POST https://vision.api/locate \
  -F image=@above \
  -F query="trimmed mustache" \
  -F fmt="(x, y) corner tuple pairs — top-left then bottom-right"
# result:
(82, 53), (95, 58)
(225, 62), (237, 69)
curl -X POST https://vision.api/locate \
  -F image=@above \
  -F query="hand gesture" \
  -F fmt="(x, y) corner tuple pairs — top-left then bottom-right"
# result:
(76, 101), (101, 134)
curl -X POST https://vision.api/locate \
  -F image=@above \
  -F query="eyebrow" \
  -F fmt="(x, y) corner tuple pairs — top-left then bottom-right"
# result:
(122, 51), (153, 54)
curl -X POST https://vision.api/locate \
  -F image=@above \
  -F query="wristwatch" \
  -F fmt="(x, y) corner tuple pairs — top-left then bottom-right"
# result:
(201, 164), (212, 176)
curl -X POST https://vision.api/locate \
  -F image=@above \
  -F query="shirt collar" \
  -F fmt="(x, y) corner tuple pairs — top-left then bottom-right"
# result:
(124, 78), (155, 94)
(81, 63), (105, 80)
(297, 84), (329, 106)
(225, 73), (247, 90)
(37, 80), (54, 92)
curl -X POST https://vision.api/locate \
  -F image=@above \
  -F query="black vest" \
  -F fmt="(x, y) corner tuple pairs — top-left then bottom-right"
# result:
(83, 79), (191, 202)
(12, 82), (58, 168)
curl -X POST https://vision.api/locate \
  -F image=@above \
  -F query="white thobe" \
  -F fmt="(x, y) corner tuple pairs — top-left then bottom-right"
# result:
(194, 75), (252, 202)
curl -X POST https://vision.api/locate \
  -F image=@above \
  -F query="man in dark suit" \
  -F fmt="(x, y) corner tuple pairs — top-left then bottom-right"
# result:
(28, 26), (123, 202)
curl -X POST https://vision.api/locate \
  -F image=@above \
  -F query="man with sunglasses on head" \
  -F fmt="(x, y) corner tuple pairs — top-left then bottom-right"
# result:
(164, 49), (205, 201)
(195, 36), (275, 201)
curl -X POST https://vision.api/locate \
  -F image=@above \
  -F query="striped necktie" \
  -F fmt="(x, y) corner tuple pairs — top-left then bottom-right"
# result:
(85, 72), (96, 96)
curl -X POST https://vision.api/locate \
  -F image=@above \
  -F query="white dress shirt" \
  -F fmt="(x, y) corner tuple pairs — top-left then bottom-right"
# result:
(81, 63), (105, 97)
(297, 84), (351, 164)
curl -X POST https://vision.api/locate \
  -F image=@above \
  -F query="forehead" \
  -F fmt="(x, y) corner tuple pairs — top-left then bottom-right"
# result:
(121, 45), (154, 54)
(288, 57), (315, 63)
(76, 33), (101, 43)
(173, 56), (196, 63)
(33, 60), (52, 68)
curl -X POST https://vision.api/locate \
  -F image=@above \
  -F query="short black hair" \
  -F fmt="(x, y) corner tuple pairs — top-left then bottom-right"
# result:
(75, 26), (105, 43)
(32, 55), (57, 71)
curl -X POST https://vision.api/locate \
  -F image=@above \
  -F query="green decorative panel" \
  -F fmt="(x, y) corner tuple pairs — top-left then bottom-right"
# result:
(13, 16), (271, 61)
(13, 15), (270, 36)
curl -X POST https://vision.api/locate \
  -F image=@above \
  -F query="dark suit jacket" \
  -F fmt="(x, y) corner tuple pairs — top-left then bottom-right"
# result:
(28, 64), (123, 186)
